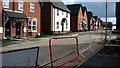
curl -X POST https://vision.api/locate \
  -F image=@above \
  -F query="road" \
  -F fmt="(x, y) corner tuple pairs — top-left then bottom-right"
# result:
(2, 30), (117, 67)
(38, 31), (105, 67)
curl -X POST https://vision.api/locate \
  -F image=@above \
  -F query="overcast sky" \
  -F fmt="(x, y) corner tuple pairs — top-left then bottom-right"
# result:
(62, 0), (119, 24)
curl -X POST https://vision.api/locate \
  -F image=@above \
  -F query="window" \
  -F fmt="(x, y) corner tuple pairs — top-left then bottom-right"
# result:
(79, 23), (82, 29)
(56, 22), (59, 29)
(18, 1), (23, 11)
(66, 12), (68, 18)
(30, 3), (35, 12)
(62, 11), (64, 15)
(3, 0), (9, 8)
(66, 23), (68, 29)
(57, 9), (59, 16)
(79, 16), (81, 19)
(28, 18), (37, 32)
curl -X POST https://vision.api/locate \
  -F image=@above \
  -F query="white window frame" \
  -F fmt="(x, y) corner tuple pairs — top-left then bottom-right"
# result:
(66, 12), (68, 18)
(79, 16), (81, 19)
(28, 18), (37, 32)
(18, 1), (24, 11)
(62, 11), (64, 15)
(30, 3), (35, 13)
(3, 0), (9, 8)
(66, 23), (68, 29)
(79, 23), (82, 29)
(57, 9), (59, 16)
(56, 22), (59, 29)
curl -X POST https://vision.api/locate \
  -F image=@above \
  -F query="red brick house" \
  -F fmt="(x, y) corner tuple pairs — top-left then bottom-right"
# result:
(0, 1), (2, 39)
(87, 11), (93, 31)
(93, 16), (98, 30)
(82, 7), (88, 31)
(66, 4), (84, 32)
(1, 0), (42, 39)
(41, 0), (71, 34)
(97, 18), (103, 29)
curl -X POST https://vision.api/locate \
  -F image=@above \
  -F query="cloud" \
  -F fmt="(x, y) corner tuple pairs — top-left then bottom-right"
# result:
(62, 0), (74, 4)
(101, 17), (116, 24)
(71, 0), (120, 2)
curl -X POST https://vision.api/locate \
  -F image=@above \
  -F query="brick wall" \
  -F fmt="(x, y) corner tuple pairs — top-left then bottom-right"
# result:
(84, 10), (88, 25)
(0, 1), (3, 39)
(41, 2), (52, 34)
(2, 1), (41, 38)
(77, 7), (83, 31)
(70, 15), (77, 32)
(83, 9), (88, 30)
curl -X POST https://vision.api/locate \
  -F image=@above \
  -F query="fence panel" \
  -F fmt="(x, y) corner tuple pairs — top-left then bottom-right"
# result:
(2, 47), (39, 68)
(49, 37), (82, 68)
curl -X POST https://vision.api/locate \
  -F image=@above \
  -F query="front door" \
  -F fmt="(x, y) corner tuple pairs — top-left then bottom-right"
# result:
(16, 22), (21, 36)
(5, 21), (11, 37)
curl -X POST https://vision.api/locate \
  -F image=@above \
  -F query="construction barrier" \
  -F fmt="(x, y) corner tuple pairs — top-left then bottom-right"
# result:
(77, 31), (93, 58)
(101, 29), (112, 43)
(49, 37), (82, 68)
(2, 47), (39, 68)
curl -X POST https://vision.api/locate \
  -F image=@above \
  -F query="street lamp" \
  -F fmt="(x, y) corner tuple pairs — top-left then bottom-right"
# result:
(105, 0), (107, 44)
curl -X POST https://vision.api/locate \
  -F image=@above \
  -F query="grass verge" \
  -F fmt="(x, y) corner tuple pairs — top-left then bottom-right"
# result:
(1, 39), (19, 43)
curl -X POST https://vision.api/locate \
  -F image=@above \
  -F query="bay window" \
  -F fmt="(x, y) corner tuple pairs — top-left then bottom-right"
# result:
(79, 23), (82, 29)
(28, 18), (37, 32)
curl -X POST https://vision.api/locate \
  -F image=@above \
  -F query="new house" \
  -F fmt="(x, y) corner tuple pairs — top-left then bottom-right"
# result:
(93, 16), (98, 30)
(82, 7), (88, 31)
(97, 18), (103, 29)
(41, 0), (71, 34)
(66, 4), (84, 32)
(87, 11), (93, 31)
(1, 0), (42, 39)
(0, 1), (2, 39)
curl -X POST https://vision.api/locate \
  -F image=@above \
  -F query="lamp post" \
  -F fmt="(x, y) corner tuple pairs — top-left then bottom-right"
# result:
(105, 0), (107, 44)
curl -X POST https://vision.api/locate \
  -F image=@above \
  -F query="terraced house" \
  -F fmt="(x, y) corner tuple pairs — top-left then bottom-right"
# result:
(93, 16), (98, 30)
(97, 18), (103, 29)
(82, 7), (88, 31)
(66, 4), (84, 32)
(0, 1), (2, 39)
(41, 0), (70, 34)
(1, 0), (42, 39)
(87, 11), (93, 31)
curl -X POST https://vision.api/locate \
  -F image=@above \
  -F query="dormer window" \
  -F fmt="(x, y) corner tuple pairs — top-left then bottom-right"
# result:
(18, 1), (24, 11)
(3, 0), (9, 8)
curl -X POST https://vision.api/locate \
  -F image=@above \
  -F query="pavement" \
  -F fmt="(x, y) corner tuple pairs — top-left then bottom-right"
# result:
(1, 30), (118, 68)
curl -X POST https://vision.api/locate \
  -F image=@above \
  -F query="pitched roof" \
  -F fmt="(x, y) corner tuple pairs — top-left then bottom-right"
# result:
(82, 7), (87, 16)
(4, 10), (27, 19)
(66, 4), (82, 14)
(93, 16), (98, 21)
(87, 11), (93, 20)
(50, 0), (70, 12)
